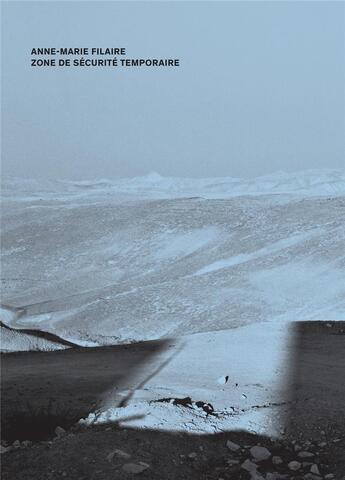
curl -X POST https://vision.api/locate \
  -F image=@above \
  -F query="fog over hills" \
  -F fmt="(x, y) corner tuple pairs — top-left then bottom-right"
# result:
(1, 169), (345, 350)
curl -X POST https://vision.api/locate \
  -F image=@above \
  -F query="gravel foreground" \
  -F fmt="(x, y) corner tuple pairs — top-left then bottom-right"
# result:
(1, 420), (345, 480)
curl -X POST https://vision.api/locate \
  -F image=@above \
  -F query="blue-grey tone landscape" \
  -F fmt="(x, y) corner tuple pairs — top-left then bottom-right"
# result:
(1, 2), (345, 478)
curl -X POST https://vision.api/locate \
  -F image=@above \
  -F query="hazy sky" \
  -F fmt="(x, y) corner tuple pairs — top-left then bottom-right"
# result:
(2, 1), (345, 180)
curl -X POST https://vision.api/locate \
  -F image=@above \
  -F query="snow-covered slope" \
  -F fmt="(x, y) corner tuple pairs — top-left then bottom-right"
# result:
(1, 170), (344, 349)
(0, 326), (67, 352)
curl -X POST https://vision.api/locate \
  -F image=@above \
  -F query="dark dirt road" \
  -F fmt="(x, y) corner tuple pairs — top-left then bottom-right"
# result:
(1, 338), (171, 440)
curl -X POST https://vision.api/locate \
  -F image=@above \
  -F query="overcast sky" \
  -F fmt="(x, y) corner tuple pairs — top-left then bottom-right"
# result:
(2, 1), (345, 180)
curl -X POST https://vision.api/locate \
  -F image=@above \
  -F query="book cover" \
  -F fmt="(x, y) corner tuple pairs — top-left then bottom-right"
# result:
(1, 1), (345, 478)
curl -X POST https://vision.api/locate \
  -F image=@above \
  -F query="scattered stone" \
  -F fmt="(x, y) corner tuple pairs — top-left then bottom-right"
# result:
(324, 474), (335, 479)
(156, 396), (192, 407)
(272, 455), (283, 465)
(250, 445), (271, 462)
(227, 459), (240, 465)
(188, 452), (197, 459)
(241, 459), (264, 480)
(107, 448), (131, 462)
(226, 440), (241, 452)
(156, 396), (216, 415)
(266, 474), (289, 480)
(195, 401), (216, 415)
(294, 444), (302, 452)
(0, 445), (11, 454)
(266, 475), (277, 480)
(241, 459), (257, 473)
(241, 458), (265, 479)
(298, 451), (314, 458)
(122, 463), (150, 474)
(12, 440), (21, 448)
(21, 440), (32, 448)
(318, 441), (327, 448)
(217, 375), (229, 385)
(54, 426), (66, 437)
(288, 460), (301, 471)
(332, 438), (342, 443)
(310, 464), (321, 475)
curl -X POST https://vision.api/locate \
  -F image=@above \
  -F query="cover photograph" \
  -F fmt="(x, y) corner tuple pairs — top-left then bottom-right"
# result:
(1, 1), (345, 478)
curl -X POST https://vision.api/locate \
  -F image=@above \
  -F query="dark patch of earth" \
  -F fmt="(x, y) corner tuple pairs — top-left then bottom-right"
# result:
(2, 422), (345, 479)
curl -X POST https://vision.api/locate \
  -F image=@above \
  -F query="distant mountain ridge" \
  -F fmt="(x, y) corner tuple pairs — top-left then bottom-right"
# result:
(3, 169), (345, 200)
